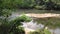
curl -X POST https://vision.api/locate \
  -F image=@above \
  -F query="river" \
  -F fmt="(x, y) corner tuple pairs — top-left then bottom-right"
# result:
(9, 9), (60, 34)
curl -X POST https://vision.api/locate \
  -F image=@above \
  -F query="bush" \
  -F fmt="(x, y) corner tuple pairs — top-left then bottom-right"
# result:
(19, 14), (32, 22)
(0, 13), (32, 34)
(0, 0), (35, 9)
(0, 0), (60, 10)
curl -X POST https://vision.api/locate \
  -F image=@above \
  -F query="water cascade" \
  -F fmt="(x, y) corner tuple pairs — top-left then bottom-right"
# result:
(22, 20), (44, 34)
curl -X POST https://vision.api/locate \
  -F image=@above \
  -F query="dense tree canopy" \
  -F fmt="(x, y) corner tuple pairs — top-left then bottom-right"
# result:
(0, 0), (60, 10)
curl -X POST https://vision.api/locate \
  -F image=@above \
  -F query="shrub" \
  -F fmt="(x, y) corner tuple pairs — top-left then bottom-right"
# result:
(0, 0), (35, 9)
(19, 14), (32, 22)
(0, 13), (32, 34)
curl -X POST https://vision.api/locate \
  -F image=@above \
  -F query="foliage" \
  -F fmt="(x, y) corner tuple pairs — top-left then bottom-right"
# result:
(34, 0), (60, 10)
(44, 29), (51, 34)
(19, 14), (32, 22)
(0, 0), (60, 10)
(0, 9), (12, 16)
(0, 9), (32, 34)
(29, 28), (51, 34)
(0, 0), (35, 9)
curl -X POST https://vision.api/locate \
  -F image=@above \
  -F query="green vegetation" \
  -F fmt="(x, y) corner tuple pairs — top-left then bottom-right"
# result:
(29, 28), (51, 34)
(44, 29), (51, 34)
(19, 14), (32, 22)
(0, 0), (60, 10)
(0, 0), (35, 9)
(0, 0), (60, 34)
(0, 10), (31, 34)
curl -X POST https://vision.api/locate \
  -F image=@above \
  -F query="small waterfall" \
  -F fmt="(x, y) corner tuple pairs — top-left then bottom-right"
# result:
(8, 13), (60, 34)
(22, 20), (44, 34)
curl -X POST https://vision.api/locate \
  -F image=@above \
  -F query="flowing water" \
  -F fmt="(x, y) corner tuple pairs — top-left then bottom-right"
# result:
(22, 20), (44, 30)
(9, 9), (60, 34)
(49, 28), (60, 34)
